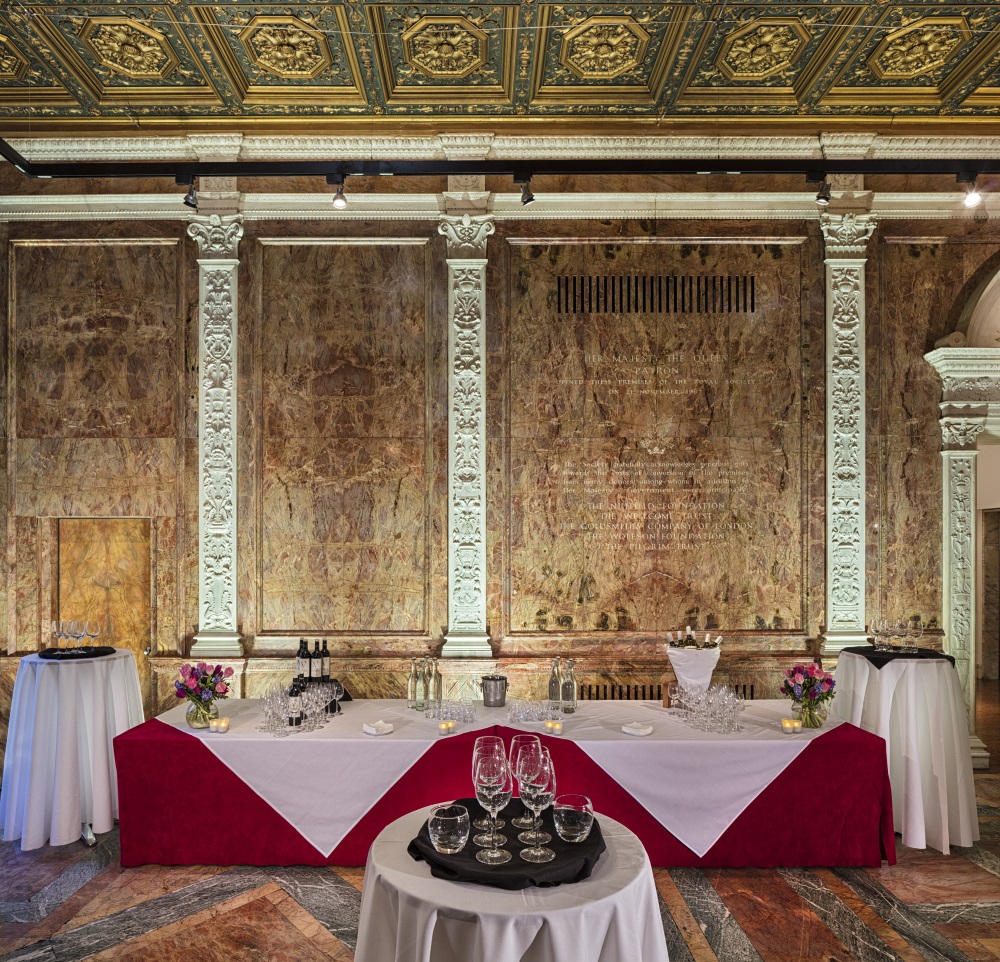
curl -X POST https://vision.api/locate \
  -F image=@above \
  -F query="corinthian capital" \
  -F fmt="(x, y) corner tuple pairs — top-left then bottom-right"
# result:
(439, 213), (494, 258)
(820, 212), (876, 258)
(187, 214), (244, 259)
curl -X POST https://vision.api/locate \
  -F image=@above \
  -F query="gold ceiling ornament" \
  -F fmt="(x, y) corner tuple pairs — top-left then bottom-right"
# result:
(401, 17), (487, 78)
(0, 33), (28, 81)
(239, 16), (332, 80)
(716, 18), (811, 81)
(869, 17), (970, 80)
(79, 18), (179, 81)
(560, 16), (650, 80)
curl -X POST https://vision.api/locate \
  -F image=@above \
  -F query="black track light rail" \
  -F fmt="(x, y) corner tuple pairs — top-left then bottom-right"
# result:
(0, 137), (997, 181)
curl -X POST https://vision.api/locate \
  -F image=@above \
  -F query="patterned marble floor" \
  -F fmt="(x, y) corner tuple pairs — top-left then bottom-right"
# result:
(1, 774), (999, 962)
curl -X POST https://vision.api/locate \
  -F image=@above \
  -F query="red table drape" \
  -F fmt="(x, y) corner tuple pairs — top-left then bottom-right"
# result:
(114, 718), (894, 868)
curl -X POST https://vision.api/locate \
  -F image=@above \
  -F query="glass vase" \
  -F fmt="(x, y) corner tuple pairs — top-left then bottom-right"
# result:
(186, 700), (219, 730)
(792, 701), (827, 729)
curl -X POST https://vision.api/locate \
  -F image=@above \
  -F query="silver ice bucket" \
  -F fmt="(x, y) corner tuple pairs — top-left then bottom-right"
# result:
(481, 674), (508, 708)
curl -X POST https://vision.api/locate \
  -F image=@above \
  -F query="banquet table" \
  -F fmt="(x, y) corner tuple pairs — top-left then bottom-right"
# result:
(1, 650), (144, 850)
(832, 648), (978, 854)
(355, 808), (669, 962)
(115, 698), (894, 868)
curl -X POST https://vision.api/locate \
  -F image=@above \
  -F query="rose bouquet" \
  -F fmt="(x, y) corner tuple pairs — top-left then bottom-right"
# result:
(780, 663), (835, 729)
(175, 662), (234, 728)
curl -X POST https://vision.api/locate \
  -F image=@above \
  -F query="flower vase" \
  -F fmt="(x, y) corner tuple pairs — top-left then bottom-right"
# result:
(186, 701), (219, 730)
(792, 701), (827, 729)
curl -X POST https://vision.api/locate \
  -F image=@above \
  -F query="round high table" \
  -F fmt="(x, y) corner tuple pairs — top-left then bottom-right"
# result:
(355, 808), (670, 962)
(0, 650), (144, 850)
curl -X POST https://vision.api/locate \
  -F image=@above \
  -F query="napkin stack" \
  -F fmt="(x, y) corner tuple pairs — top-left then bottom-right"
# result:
(621, 722), (653, 736)
(362, 720), (394, 736)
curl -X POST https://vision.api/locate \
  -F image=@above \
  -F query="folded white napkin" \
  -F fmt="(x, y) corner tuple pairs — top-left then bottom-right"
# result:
(362, 720), (394, 736)
(621, 722), (653, 736)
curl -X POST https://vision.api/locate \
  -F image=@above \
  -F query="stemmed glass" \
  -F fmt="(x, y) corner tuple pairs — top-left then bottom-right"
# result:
(85, 620), (101, 648)
(329, 679), (343, 717)
(518, 746), (556, 862)
(473, 752), (513, 865)
(471, 736), (506, 832)
(508, 733), (541, 830)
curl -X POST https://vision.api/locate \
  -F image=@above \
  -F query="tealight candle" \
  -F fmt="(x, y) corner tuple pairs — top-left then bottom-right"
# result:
(781, 718), (796, 733)
(446, 719), (456, 732)
(209, 718), (221, 732)
(545, 720), (564, 735)
(217, 717), (230, 733)
(438, 720), (451, 735)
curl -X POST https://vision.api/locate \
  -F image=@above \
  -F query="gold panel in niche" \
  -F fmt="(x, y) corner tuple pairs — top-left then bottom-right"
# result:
(0, 33), (28, 81)
(79, 17), (179, 81)
(560, 16), (650, 80)
(402, 16), (487, 79)
(868, 17), (969, 80)
(239, 15), (332, 80)
(716, 18), (810, 81)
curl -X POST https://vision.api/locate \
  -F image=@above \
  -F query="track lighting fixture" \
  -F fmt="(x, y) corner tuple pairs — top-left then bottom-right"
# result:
(958, 172), (982, 208)
(328, 173), (348, 209)
(177, 177), (197, 209)
(815, 181), (831, 207)
(514, 174), (535, 207)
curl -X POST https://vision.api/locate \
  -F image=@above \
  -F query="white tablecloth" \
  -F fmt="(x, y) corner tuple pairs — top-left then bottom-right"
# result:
(159, 698), (824, 858)
(0, 650), (144, 849)
(832, 650), (978, 854)
(355, 808), (670, 962)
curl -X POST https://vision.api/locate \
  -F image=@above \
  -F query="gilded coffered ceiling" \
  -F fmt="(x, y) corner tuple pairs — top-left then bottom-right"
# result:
(1, 1), (1000, 129)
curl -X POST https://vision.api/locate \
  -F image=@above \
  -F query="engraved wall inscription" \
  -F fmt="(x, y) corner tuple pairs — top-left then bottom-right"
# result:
(506, 241), (807, 635)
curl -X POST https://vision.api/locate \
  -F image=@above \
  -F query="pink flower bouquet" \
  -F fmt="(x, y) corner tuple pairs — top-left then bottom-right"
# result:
(780, 663), (835, 728)
(174, 662), (234, 724)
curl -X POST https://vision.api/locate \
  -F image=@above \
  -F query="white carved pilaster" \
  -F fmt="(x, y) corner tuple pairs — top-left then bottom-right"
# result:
(439, 214), (494, 658)
(925, 347), (1000, 768)
(188, 214), (244, 659)
(821, 213), (876, 655)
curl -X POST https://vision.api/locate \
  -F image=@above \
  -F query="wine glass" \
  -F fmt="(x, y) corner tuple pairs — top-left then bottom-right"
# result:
(329, 679), (343, 717)
(85, 620), (101, 648)
(68, 620), (85, 648)
(471, 736), (506, 832)
(508, 734), (541, 830)
(518, 746), (556, 863)
(473, 753), (513, 865)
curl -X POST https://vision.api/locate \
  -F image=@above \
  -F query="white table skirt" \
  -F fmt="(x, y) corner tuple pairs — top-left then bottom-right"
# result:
(159, 698), (824, 859)
(832, 650), (978, 853)
(0, 650), (144, 849)
(355, 808), (670, 962)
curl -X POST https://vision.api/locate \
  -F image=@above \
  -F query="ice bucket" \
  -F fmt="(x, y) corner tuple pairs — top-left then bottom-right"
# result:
(481, 674), (508, 707)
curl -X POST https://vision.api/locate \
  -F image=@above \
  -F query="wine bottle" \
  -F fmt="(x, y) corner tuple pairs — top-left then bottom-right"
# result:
(295, 638), (308, 679)
(321, 638), (330, 683)
(287, 682), (302, 728)
(561, 658), (577, 714)
(407, 658), (418, 709)
(548, 657), (562, 712)
(310, 641), (321, 683)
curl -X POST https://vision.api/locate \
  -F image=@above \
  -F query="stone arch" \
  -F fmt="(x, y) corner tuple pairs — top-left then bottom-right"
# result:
(952, 251), (1000, 347)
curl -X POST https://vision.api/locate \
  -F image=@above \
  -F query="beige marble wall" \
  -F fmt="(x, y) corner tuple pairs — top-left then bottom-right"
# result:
(500, 238), (813, 648)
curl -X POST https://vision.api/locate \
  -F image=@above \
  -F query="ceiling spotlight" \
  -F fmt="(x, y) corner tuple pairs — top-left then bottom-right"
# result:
(815, 181), (831, 207)
(177, 177), (197, 209)
(328, 173), (348, 209)
(958, 172), (981, 208)
(515, 175), (535, 207)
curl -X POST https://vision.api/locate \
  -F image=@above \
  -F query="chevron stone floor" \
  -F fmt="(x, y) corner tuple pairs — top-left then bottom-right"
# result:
(0, 772), (997, 962)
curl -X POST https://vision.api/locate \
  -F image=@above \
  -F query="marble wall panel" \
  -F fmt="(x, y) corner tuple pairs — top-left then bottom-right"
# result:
(57, 518), (152, 714)
(14, 439), (178, 518)
(984, 510), (999, 681)
(871, 238), (1000, 626)
(12, 241), (180, 440)
(14, 516), (39, 652)
(504, 240), (809, 640)
(258, 240), (436, 636)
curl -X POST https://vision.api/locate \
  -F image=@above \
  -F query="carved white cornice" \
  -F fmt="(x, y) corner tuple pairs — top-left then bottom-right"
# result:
(14, 132), (1000, 165)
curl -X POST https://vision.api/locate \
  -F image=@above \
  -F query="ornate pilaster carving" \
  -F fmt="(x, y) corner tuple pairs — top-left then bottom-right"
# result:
(440, 214), (494, 657)
(925, 347), (1000, 768)
(821, 212), (875, 655)
(188, 214), (244, 659)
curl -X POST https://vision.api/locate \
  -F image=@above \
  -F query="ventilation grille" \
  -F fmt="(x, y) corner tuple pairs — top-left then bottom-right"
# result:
(557, 274), (755, 315)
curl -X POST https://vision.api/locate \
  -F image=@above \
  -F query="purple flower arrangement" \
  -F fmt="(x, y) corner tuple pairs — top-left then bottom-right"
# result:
(781, 663), (835, 704)
(174, 662), (234, 713)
